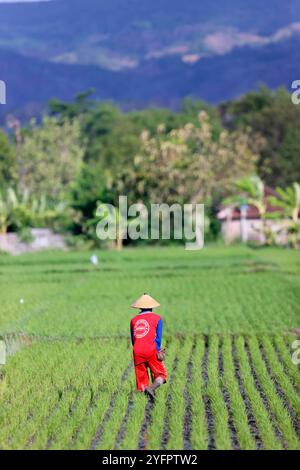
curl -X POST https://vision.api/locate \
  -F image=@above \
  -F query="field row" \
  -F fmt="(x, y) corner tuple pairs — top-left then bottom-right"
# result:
(1, 246), (299, 337)
(0, 334), (299, 450)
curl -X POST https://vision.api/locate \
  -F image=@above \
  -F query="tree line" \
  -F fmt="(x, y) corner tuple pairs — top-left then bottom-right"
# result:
(0, 85), (299, 248)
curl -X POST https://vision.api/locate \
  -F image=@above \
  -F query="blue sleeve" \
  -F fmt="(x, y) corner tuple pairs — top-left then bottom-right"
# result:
(155, 318), (163, 351)
(130, 323), (134, 345)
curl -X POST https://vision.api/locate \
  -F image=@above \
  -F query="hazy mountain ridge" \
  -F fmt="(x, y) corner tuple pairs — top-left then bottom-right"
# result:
(1, 0), (300, 69)
(0, 0), (299, 117)
(1, 34), (299, 120)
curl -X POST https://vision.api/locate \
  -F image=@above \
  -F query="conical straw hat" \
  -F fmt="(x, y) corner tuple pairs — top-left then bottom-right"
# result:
(131, 293), (160, 309)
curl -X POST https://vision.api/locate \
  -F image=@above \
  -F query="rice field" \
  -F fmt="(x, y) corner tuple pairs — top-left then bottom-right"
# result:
(0, 245), (299, 450)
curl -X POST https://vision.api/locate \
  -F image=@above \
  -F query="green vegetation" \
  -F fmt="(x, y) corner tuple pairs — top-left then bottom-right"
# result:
(0, 246), (299, 450)
(225, 86), (300, 187)
(189, 337), (207, 450)
(0, 334), (298, 450)
(222, 336), (256, 450)
(206, 336), (231, 449)
(0, 4), (299, 452)
(1, 87), (299, 248)
(0, 246), (299, 337)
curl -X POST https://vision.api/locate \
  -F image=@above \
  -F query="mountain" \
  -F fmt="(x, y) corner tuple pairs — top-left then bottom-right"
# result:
(0, 0), (299, 118)
(1, 0), (300, 69)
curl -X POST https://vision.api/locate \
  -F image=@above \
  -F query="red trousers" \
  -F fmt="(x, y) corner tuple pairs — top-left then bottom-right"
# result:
(134, 352), (168, 392)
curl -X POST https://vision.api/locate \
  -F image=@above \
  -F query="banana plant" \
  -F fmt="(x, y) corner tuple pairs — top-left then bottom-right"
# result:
(232, 175), (266, 216)
(0, 187), (65, 235)
(223, 175), (273, 244)
(0, 187), (19, 234)
(268, 182), (300, 248)
(268, 183), (300, 223)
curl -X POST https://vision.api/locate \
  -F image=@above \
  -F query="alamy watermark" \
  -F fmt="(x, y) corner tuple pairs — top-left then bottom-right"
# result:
(291, 339), (300, 365)
(0, 80), (6, 105)
(95, 196), (205, 250)
(291, 80), (300, 104)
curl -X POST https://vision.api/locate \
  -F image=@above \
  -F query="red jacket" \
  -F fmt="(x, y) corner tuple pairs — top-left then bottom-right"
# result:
(130, 312), (163, 365)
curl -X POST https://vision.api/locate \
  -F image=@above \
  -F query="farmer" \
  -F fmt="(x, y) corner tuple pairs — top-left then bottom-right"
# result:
(130, 293), (167, 401)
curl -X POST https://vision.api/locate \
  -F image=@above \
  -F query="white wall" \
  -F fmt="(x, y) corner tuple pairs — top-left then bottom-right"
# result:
(0, 229), (65, 255)
(221, 218), (291, 245)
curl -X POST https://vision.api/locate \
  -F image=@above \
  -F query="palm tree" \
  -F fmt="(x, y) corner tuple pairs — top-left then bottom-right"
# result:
(223, 175), (273, 244)
(268, 183), (300, 248)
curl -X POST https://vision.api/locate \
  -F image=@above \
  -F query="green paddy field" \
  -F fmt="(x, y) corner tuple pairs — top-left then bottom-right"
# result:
(0, 245), (299, 449)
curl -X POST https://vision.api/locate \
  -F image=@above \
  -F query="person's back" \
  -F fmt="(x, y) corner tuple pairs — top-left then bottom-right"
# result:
(131, 311), (162, 363)
(130, 293), (167, 400)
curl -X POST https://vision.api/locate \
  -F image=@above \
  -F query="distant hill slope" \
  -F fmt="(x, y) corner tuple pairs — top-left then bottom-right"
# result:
(0, 0), (299, 118)
(1, 0), (300, 69)
(1, 35), (299, 120)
